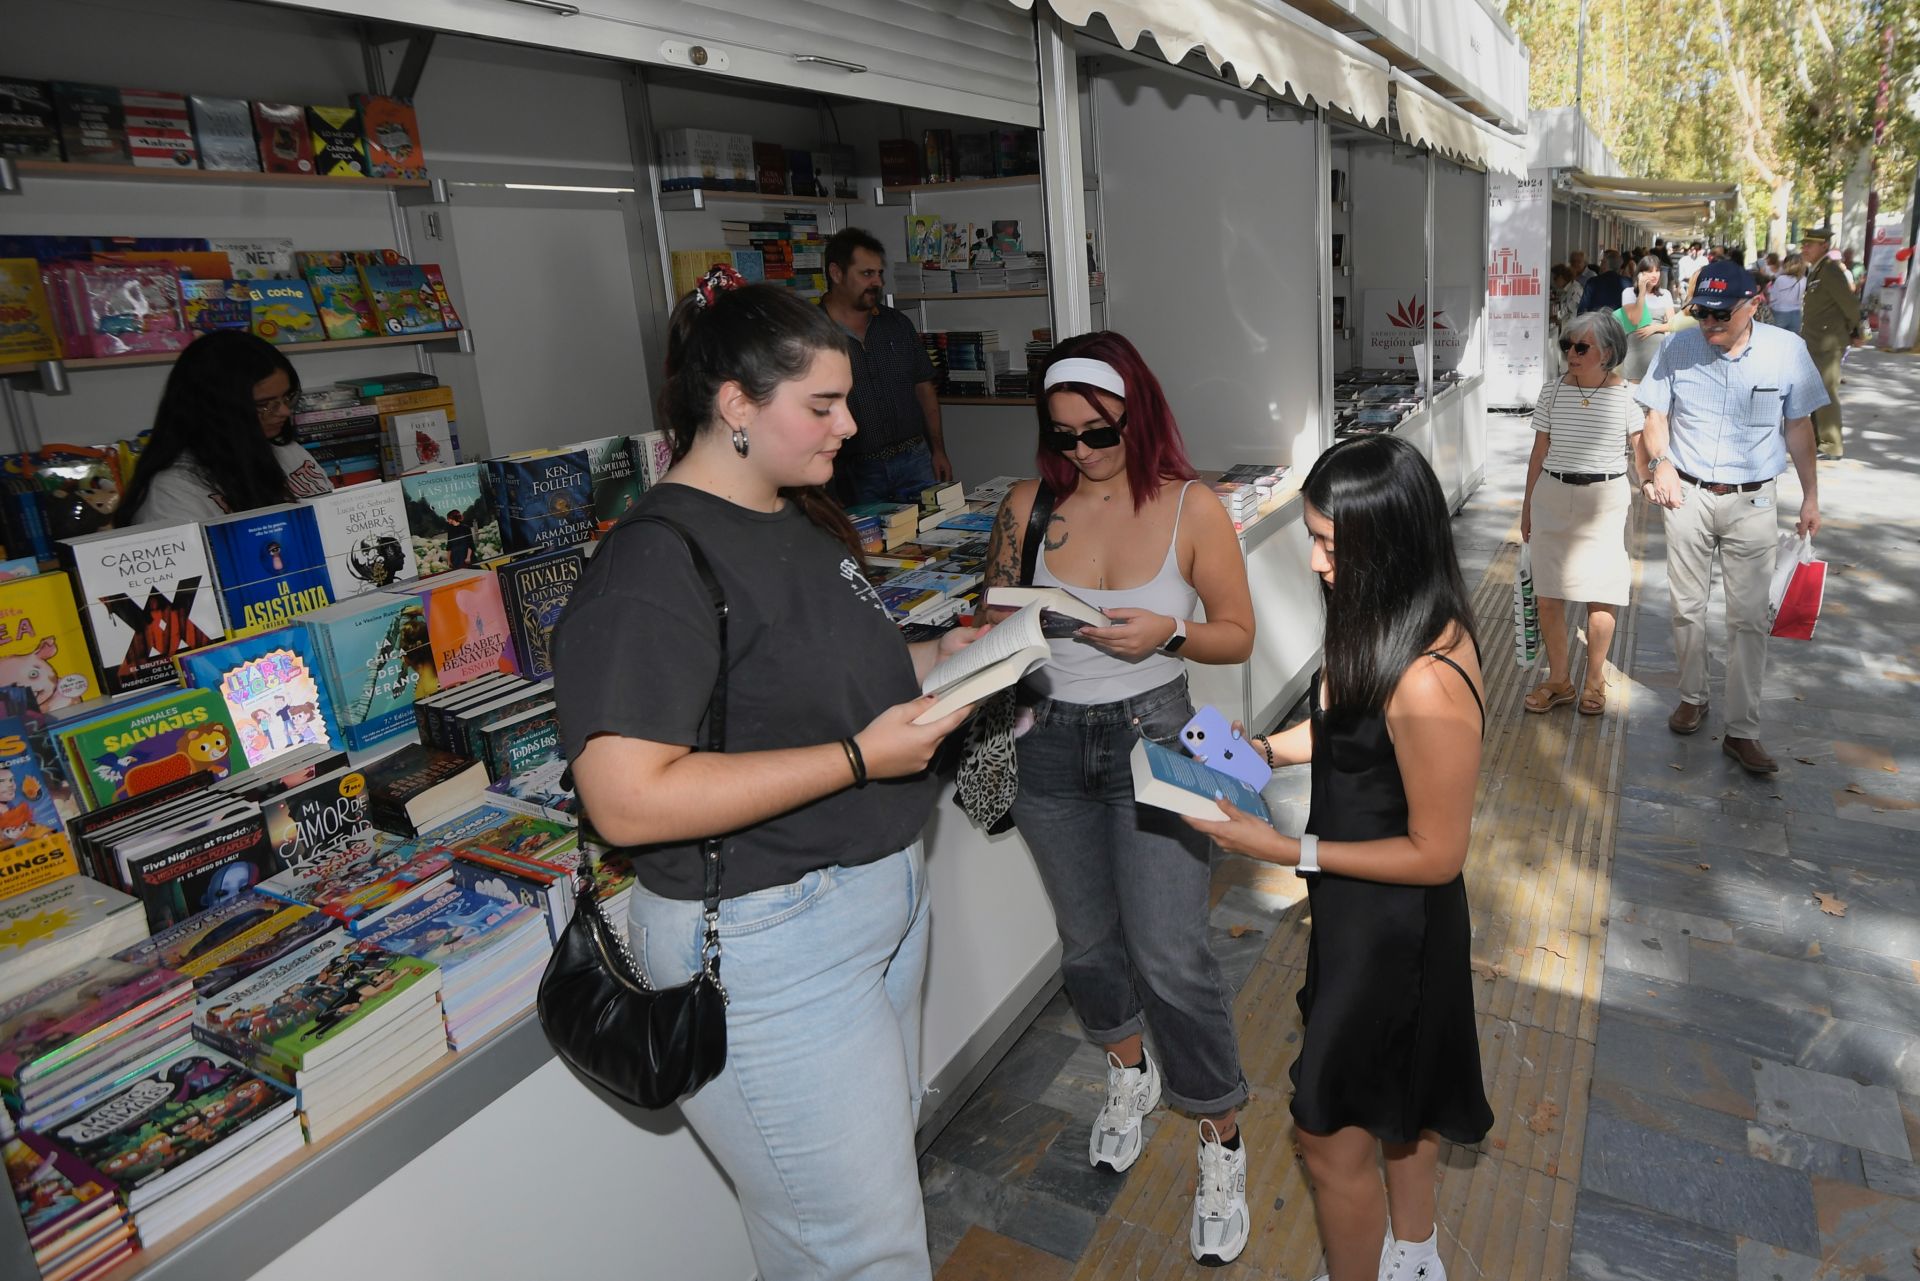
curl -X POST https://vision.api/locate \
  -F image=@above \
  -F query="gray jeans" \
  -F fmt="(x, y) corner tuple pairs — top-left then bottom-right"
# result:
(1010, 676), (1249, 1115)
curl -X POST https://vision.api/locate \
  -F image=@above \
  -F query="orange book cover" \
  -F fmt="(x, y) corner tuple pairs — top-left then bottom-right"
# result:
(354, 94), (427, 180)
(91, 250), (233, 280)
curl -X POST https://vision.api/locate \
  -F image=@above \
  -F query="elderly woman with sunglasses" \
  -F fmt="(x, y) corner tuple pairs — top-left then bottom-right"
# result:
(1520, 311), (1645, 716)
(982, 331), (1258, 1266)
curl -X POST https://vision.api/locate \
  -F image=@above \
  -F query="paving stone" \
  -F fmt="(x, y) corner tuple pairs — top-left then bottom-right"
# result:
(1617, 796), (1790, 856)
(1605, 916), (1689, 984)
(1589, 1078), (1750, 1153)
(1567, 1191), (1737, 1281)
(1590, 1011), (1760, 1120)
(1725, 921), (1920, 987)
(1687, 940), (1836, 1018)
(1799, 1018), (1920, 1098)
(1580, 1108), (1820, 1253)
(1827, 969), (1920, 1043)
(1745, 1123), (1866, 1185)
(927, 1083), (1077, 1184)
(977, 1028), (1083, 1104)
(919, 1153), (1100, 1264)
(1857, 1147), (1920, 1201)
(1810, 1177), (1920, 1277)
(1732, 1238), (1867, 1281)
(1753, 1060), (1913, 1162)
(1609, 848), (1794, 933)
(1601, 970), (1826, 1065)
(1018, 1131), (1130, 1217)
(1612, 899), (1735, 944)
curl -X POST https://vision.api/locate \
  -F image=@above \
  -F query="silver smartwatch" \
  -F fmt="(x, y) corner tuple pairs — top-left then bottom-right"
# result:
(1295, 833), (1320, 877)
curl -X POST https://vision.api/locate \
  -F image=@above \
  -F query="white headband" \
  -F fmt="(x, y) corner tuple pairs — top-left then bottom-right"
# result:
(1041, 357), (1127, 399)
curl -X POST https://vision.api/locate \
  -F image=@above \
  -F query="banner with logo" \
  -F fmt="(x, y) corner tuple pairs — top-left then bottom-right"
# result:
(1485, 171), (1550, 406)
(1362, 288), (1471, 373)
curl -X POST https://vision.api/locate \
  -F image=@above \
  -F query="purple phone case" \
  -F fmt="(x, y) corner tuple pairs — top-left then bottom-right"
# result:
(1178, 706), (1273, 792)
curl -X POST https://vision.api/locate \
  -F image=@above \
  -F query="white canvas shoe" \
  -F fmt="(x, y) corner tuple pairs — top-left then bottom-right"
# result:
(1088, 1048), (1160, 1172)
(1306, 1228), (1394, 1281)
(1384, 1227), (1445, 1281)
(1189, 1119), (1250, 1266)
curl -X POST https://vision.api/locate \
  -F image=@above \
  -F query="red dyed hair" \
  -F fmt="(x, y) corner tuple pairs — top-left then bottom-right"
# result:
(1034, 331), (1196, 510)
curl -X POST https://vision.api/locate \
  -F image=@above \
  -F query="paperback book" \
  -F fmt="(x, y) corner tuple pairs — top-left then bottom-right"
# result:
(353, 94), (427, 179)
(59, 522), (223, 695)
(188, 96), (258, 172)
(579, 435), (642, 533)
(202, 503), (332, 637)
(495, 547), (582, 681)
(255, 834), (451, 930)
(389, 570), (517, 689)
(251, 103), (312, 174)
(0, 876), (147, 1007)
(305, 480), (416, 598)
(490, 450), (595, 553)
(50, 83), (128, 166)
(259, 765), (372, 870)
(0, 80), (61, 160)
(56, 686), (240, 811)
(402, 463), (502, 576)
(361, 744), (488, 835)
(113, 802), (279, 934)
(4, 1131), (126, 1258)
(0, 572), (101, 715)
(114, 893), (336, 998)
(300, 594), (424, 750)
(175, 626), (338, 769)
(0, 257), (62, 364)
(1128, 736), (1272, 823)
(306, 105), (368, 178)
(121, 89), (196, 169)
(0, 956), (190, 1091)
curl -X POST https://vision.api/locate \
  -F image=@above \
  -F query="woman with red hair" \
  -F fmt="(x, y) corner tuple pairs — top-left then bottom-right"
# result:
(983, 331), (1258, 1265)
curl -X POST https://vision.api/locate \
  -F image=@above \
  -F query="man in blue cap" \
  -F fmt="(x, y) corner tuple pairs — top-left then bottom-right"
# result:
(1634, 259), (1826, 776)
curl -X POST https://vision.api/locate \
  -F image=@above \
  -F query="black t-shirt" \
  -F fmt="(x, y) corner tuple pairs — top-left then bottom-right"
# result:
(553, 484), (937, 899)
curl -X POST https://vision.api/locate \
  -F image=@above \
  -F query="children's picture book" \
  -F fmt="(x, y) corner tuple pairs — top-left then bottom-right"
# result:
(303, 263), (378, 339)
(390, 570), (517, 689)
(188, 96), (258, 172)
(176, 627), (338, 770)
(57, 686), (240, 810)
(44, 262), (191, 359)
(358, 264), (451, 335)
(306, 105), (368, 178)
(401, 463), (502, 577)
(43, 1042), (296, 1208)
(0, 572), (99, 716)
(304, 480), (415, 599)
(0, 258), (62, 364)
(242, 278), (325, 345)
(251, 102), (312, 175)
(0, 80), (61, 160)
(419, 264), (463, 331)
(259, 765), (370, 869)
(59, 522), (223, 696)
(49, 83), (128, 166)
(121, 89), (197, 169)
(577, 435), (643, 533)
(182, 277), (252, 335)
(114, 893), (336, 998)
(202, 504), (332, 638)
(352, 94), (426, 179)
(496, 546), (583, 681)
(300, 594), (423, 750)
(1128, 736), (1272, 823)
(256, 836), (451, 931)
(490, 450), (595, 553)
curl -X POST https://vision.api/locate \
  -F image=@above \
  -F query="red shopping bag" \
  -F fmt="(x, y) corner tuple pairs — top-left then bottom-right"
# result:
(1769, 535), (1826, 640)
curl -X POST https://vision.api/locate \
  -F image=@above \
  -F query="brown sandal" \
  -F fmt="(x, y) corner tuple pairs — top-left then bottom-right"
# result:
(1525, 681), (1575, 713)
(1578, 682), (1607, 715)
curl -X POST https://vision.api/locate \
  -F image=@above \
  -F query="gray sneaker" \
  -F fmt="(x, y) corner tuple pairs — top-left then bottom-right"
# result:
(1089, 1049), (1160, 1172)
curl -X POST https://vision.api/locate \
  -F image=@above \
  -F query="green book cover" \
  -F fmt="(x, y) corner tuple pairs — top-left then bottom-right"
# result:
(56, 687), (243, 810)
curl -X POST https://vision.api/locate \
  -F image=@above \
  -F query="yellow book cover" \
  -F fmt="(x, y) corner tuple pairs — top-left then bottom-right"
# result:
(0, 571), (101, 715)
(0, 260), (61, 365)
(0, 832), (80, 901)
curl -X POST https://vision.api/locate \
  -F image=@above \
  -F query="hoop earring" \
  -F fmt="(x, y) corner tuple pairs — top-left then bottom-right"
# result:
(730, 424), (750, 458)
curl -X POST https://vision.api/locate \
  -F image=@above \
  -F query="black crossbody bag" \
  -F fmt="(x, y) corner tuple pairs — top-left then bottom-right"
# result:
(537, 515), (729, 1108)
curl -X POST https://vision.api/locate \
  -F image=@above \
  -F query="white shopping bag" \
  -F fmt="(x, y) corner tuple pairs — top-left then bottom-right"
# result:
(1512, 544), (1540, 667)
(1768, 532), (1808, 618)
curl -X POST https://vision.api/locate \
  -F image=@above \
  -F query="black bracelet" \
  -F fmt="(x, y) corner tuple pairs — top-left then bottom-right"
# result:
(841, 737), (868, 787)
(1257, 735), (1275, 768)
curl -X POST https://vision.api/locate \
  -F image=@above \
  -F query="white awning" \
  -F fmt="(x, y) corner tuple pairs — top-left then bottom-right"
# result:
(1005, 0), (1390, 127)
(1393, 73), (1527, 177)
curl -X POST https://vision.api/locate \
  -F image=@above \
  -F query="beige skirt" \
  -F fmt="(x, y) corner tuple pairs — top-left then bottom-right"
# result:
(1532, 473), (1632, 605)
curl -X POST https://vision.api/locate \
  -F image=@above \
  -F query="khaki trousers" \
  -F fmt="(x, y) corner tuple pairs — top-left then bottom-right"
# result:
(1805, 337), (1846, 456)
(1663, 478), (1778, 740)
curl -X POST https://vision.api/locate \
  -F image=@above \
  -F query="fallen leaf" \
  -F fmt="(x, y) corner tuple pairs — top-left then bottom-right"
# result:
(1697, 862), (1712, 871)
(1490, 1137), (1508, 1150)
(1845, 783), (1868, 795)
(1815, 891), (1848, 917)
(1794, 756), (1817, 765)
(1646, 989), (1660, 997)
(1545, 1161), (1559, 1177)
(1526, 1099), (1561, 1135)
(1472, 960), (1510, 981)
(1228, 924), (1261, 939)
(1669, 763), (1685, 771)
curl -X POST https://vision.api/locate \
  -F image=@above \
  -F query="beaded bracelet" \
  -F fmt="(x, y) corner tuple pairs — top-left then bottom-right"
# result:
(1256, 734), (1276, 768)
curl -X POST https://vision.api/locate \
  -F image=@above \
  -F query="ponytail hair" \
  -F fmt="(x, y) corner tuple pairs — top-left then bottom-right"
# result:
(660, 283), (864, 560)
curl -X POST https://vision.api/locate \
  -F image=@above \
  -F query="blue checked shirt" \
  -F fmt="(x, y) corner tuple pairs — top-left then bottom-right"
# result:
(1634, 323), (1829, 483)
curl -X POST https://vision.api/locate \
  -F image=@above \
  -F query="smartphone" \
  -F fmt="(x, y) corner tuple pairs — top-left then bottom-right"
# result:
(1178, 705), (1273, 792)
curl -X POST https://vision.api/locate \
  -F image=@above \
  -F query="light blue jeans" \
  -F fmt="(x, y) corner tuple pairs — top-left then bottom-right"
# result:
(630, 844), (932, 1281)
(1771, 307), (1802, 333)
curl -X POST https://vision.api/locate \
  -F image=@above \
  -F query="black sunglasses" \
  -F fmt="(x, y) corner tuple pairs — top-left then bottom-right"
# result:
(1557, 339), (1592, 355)
(1043, 420), (1125, 453)
(1688, 304), (1736, 322)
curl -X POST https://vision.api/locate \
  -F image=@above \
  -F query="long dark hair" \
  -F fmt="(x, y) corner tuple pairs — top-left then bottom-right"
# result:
(119, 332), (301, 526)
(1304, 435), (1478, 711)
(1034, 331), (1196, 510)
(660, 283), (863, 559)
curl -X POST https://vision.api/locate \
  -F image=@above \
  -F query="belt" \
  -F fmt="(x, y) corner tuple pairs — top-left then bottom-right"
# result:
(1546, 469), (1626, 486)
(845, 435), (927, 463)
(1675, 468), (1766, 495)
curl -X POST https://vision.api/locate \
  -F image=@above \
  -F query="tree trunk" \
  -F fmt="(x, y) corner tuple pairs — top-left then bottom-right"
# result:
(1769, 175), (1793, 256)
(1840, 145), (1872, 252)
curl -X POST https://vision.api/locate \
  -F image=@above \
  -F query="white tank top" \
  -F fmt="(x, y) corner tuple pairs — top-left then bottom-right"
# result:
(1028, 480), (1203, 704)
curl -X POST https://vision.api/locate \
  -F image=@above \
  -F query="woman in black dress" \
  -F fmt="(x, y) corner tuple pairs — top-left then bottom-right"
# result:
(1186, 434), (1492, 1281)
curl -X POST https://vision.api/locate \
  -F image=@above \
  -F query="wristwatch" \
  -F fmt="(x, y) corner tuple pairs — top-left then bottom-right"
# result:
(1647, 454), (1669, 473)
(1161, 617), (1188, 654)
(1295, 833), (1320, 877)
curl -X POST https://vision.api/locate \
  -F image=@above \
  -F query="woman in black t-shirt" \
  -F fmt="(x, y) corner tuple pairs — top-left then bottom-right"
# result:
(553, 274), (978, 1281)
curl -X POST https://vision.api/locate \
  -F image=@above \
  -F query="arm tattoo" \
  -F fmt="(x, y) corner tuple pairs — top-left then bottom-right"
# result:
(985, 498), (1020, 587)
(1043, 513), (1069, 552)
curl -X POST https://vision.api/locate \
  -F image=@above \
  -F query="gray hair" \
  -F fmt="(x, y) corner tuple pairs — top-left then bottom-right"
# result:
(1601, 249), (1623, 270)
(1563, 310), (1629, 370)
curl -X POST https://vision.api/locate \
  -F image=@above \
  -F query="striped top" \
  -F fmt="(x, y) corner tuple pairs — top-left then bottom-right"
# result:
(1532, 380), (1642, 474)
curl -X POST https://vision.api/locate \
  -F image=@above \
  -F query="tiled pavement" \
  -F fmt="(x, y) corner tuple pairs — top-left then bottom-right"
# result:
(918, 351), (1920, 1280)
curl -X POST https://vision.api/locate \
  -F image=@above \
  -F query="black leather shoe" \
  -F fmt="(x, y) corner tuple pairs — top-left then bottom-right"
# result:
(1668, 701), (1708, 735)
(1722, 737), (1779, 775)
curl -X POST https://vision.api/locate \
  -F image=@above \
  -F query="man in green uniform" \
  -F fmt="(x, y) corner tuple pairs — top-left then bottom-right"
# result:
(1800, 226), (1862, 459)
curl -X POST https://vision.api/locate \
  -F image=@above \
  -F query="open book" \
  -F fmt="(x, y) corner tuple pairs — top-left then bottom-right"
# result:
(914, 602), (1050, 724)
(1130, 737), (1272, 823)
(984, 585), (1110, 637)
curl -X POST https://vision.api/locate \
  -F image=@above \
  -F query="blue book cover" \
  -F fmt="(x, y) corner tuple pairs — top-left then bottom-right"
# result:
(300, 595), (423, 751)
(176, 626), (340, 770)
(203, 504), (332, 639)
(495, 546), (583, 681)
(1130, 737), (1271, 824)
(488, 451), (594, 554)
(0, 714), (65, 835)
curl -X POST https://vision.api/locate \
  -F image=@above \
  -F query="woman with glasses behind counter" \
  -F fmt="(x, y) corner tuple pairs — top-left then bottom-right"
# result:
(118, 331), (335, 526)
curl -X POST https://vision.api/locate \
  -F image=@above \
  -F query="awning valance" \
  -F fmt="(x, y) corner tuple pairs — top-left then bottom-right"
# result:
(1566, 174), (1740, 199)
(1393, 73), (1527, 177)
(1006, 0), (1390, 127)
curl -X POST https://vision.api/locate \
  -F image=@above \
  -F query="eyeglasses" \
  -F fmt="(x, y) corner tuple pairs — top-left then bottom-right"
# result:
(1042, 421), (1125, 453)
(254, 391), (297, 415)
(1557, 340), (1593, 355)
(1687, 304), (1736, 322)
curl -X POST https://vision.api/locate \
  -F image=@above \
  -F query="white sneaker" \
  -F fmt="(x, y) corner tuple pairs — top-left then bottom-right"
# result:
(1089, 1049), (1161, 1172)
(1384, 1228), (1445, 1281)
(1307, 1228), (1394, 1281)
(1190, 1119), (1250, 1265)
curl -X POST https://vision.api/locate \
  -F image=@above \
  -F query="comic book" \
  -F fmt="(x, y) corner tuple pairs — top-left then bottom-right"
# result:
(0, 714), (70, 858)
(0, 956), (190, 1089)
(255, 836), (451, 932)
(58, 522), (224, 696)
(114, 893), (336, 999)
(175, 626), (338, 770)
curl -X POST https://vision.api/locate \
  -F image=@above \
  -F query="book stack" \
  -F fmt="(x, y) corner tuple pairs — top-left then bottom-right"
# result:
(356, 878), (547, 1049)
(495, 545), (585, 681)
(426, 799), (580, 942)
(481, 704), (569, 818)
(4, 1130), (136, 1281)
(846, 502), (919, 553)
(889, 261), (925, 295)
(656, 127), (754, 191)
(115, 891), (340, 1007)
(1025, 332), (1054, 396)
(194, 929), (447, 1142)
(358, 378), (458, 478)
(1211, 482), (1261, 531)
(1218, 463), (1290, 499)
(1002, 251), (1047, 292)
(993, 363), (1032, 398)
(290, 387), (382, 488)
(875, 568), (982, 627)
(0, 878), (146, 1005)
(487, 449), (595, 554)
(33, 1041), (302, 1247)
(362, 743), (490, 834)
(413, 671), (549, 764)
(0, 958), (196, 1136)
(925, 331), (1003, 398)
(952, 264), (1008, 294)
